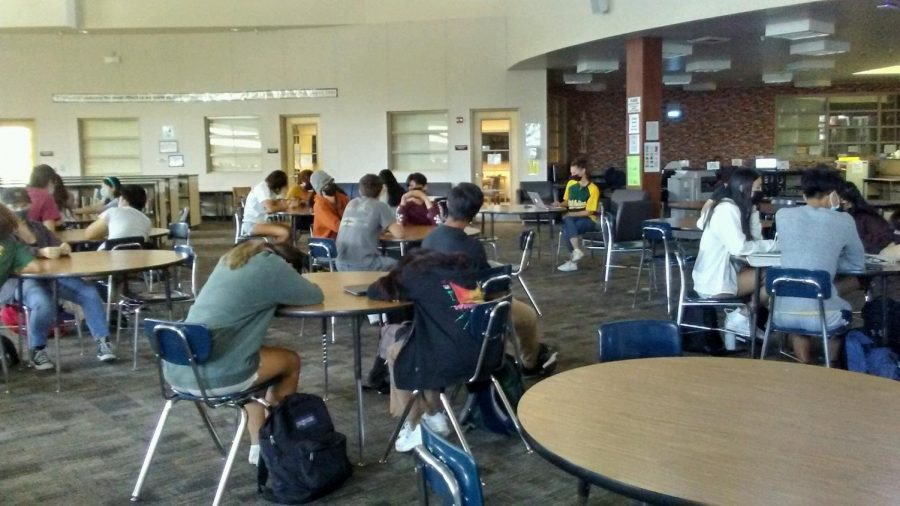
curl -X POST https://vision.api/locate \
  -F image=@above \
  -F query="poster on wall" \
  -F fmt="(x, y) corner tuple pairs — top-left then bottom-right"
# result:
(628, 134), (641, 155)
(628, 114), (640, 134)
(627, 96), (641, 113)
(626, 155), (641, 186)
(643, 142), (660, 172)
(525, 123), (541, 147)
(646, 121), (659, 141)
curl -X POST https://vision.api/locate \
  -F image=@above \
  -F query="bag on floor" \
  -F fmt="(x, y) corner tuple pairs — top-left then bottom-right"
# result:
(257, 393), (352, 504)
(462, 354), (524, 436)
(844, 329), (899, 380)
(0, 304), (75, 337)
(861, 297), (900, 350)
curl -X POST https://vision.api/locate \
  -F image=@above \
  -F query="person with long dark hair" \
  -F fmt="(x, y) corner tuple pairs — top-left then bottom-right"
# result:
(693, 168), (776, 336)
(26, 164), (62, 232)
(838, 182), (900, 259)
(378, 169), (404, 210)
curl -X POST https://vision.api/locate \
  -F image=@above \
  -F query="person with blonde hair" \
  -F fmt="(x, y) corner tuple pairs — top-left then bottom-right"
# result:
(163, 239), (324, 465)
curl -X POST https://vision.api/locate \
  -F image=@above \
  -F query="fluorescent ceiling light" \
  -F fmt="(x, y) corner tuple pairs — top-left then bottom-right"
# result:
(762, 72), (793, 84)
(790, 39), (850, 56)
(786, 59), (835, 72)
(854, 65), (900, 75)
(765, 17), (834, 40)
(685, 58), (731, 73)
(663, 73), (692, 85)
(576, 58), (619, 74)
(662, 41), (692, 59)
(575, 83), (608, 92)
(563, 73), (593, 85)
(684, 82), (716, 91)
(794, 78), (832, 88)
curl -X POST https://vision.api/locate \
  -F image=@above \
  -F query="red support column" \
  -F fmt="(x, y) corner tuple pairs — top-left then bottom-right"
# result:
(625, 37), (662, 217)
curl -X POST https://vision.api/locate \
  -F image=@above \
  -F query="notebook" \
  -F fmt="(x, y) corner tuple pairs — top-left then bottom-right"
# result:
(343, 284), (370, 296)
(527, 191), (549, 209)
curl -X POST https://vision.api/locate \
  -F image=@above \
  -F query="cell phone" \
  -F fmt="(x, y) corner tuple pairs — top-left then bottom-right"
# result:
(343, 284), (369, 296)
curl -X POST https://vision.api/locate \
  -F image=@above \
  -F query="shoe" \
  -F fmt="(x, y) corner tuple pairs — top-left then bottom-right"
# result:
(31, 348), (54, 371)
(571, 248), (585, 262)
(423, 412), (451, 437)
(557, 260), (578, 272)
(96, 340), (117, 362)
(723, 309), (751, 337)
(394, 421), (423, 453)
(248, 444), (260, 466)
(523, 345), (558, 379)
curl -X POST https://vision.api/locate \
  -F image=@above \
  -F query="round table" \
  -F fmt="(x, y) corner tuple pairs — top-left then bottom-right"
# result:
(57, 227), (169, 246)
(519, 358), (900, 505)
(277, 271), (412, 464)
(380, 224), (480, 255)
(479, 204), (566, 258)
(14, 250), (188, 391)
(667, 200), (705, 211)
(270, 209), (314, 244)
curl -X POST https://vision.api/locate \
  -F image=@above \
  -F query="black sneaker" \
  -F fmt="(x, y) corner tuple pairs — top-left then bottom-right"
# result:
(522, 344), (558, 379)
(96, 340), (117, 362)
(30, 348), (54, 371)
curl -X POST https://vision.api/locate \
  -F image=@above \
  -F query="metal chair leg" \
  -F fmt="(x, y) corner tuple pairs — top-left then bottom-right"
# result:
(133, 305), (144, 370)
(131, 399), (176, 501)
(321, 318), (329, 400)
(632, 246), (646, 308)
(76, 315), (85, 355)
(516, 276), (542, 317)
(0, 338), (9, 393)
(195, 403), (226, 455)
(439, 392), (472, 456)
(211, 406), (247, 506)
(380, 390), (420, 463)
(489, 375), (532, 454)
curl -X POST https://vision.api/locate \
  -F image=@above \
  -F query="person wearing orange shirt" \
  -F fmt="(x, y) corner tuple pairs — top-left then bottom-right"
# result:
(311, 170), (350, 239)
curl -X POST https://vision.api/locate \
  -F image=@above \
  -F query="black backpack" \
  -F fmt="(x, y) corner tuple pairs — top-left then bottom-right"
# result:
(862, 297), (900, 350)
(257, 393), (352, 504)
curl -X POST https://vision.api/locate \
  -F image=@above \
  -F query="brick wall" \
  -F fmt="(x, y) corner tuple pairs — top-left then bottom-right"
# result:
(552, 82), (900, 172)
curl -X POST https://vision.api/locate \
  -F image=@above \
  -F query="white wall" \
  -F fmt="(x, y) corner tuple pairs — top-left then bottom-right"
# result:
(0, 17), (546, 191)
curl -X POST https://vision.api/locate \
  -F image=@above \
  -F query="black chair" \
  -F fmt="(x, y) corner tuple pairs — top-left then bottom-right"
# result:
(597, 320), (681, 362)
(414, 423), (484, 506)
(131, 320), (279, 506)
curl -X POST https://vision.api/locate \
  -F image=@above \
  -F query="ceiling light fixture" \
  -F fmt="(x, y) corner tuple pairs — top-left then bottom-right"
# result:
(575, 83), (608, 92)
(794, 77), (832, 88)
(684, 82), (716, 91)
(786, 59), (835, 72)
(762, 72), (794, 84)
(790, 39), (850, 56)
(662, 41), (693, 59)
(685, 58), (731, 73)
(663, 73), (692, 85)
(765, 17), (834, 40)
(576, 58), (619, 73)
(854, 64), (900, 75)
(563, 73), (593, 85)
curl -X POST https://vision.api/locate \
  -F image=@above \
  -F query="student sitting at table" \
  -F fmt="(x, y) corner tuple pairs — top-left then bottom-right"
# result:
(839, 182), (900, 260)
(84, 184), (152, 243)
(557, 157), (601, 272)
(0, 189), (117, 367)
(26, 164), (63, 233)
(310, 170), (350, 240)
(336, 174), (403, 272)
(397, 172), (439, 225)
(74, 175), (122, 216)
(775, 168), (865, 365)
(286, 169), (315, 210)
(422, 183), (557, 378)
(693, 168), (776, 337)
(241, 170), (292, 244)
(164, 239), (324, 465)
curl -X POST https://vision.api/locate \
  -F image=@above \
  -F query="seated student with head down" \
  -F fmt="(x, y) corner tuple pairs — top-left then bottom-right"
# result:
(335, 174), (404, 272)
(397, 172), (440, 225)
(557, 157), (601, 272)
(0, 189), (117, 368)
(422, 183), (557, 377)
(164, 240), (324, 465)
(310, 170), (350, 240)
(84, 184), (152, 243)
(693, 168), (776, 337)
(241, 170), (292, 244)
(775, 168), (865, 365)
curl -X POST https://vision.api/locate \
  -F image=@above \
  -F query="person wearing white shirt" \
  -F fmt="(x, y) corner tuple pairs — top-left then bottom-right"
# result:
(242, 170), (291, 244)
(84, 184), (152, 242)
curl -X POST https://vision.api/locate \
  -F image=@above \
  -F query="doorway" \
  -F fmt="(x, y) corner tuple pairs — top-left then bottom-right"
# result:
(0, 119), (36, 182)
(472, 110), (518, 204)
(281, 115), (319, 184)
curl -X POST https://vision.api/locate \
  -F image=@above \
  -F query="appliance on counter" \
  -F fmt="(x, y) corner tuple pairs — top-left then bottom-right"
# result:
(667, 169), (717, 218)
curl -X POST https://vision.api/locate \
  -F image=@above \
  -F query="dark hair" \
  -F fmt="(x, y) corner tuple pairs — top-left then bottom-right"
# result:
(704, 167), (760, 240)
(51, 174), (72, 210)
(406, 172), (427, 188)
(103, 176), (122, 198)
(28, 164), (57, 188)
(370, 248), (473, 301)
(0, 187), (31, 208)
(447, 183), (484, 222)
(267, 242), (308, 274)
(378, 169), (404, 207)
(359, 174), (383, 198)
(0, 203), (19, 240)
(320, 182), (338, 197)
(265, 170), (289, 193)
(120, 185), (147, 210)
(801, 166), (844, 199)
(571, 157), (590, 171)
(838, 182), (878, 217)
(891, 210), (900, 231)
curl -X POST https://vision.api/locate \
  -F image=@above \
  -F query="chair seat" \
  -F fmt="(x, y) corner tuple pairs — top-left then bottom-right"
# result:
(610, 240), (645, 251)
(685, 290), (747, 304)
(170, 375), (281, 404)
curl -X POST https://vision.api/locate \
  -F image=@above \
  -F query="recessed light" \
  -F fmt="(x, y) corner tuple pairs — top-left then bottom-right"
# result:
(790, 39), (850, 56)
(563, 73), (593, 85)
(765, 17), (834, 40)
(663, 73), (692, 85)
(79, 29), (89, 34)
(786, 59), (835, 72)
(854, 65), (900, 75)
(685, 58), (731, 73)
(763, 72), (794, 84)
(230, 28), (240, 32)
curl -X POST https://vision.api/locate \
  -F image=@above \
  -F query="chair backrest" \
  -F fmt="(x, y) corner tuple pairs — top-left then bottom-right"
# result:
(308, 237), (337, 271)
(144, 319), (215, 397)
(177, 206), (190, 224)
(168, 222), (190, 243)
(597, 320), (681, 362)
(642, 220), (673, 243)
(100, 236), (147, 251)
(615, 200), (653, 242)
(609, 188), (649, 213)
(766, 268), (832, 299)
(232, 186), (251, 209)
(467, 295), (512, 383)
(514, 229), (535, 275)
(416, 423), (484, 506)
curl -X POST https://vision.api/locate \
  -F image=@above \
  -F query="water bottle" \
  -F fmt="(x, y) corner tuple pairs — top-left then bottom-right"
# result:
(396, 207), (404, 226)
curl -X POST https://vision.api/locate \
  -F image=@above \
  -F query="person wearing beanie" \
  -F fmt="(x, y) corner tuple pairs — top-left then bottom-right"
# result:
(310, 170), (350, 239)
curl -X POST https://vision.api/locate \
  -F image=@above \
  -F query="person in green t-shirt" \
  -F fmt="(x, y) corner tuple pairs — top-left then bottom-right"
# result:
(557, 157), (601, 272)
(0, 203), (36, 287)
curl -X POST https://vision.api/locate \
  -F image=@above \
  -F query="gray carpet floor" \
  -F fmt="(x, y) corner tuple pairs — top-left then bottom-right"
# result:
(0, 220), (739, 505)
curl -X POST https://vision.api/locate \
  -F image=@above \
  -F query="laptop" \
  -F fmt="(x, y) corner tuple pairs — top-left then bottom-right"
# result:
(343, 284), (370, 296)
(526, 191), (549, 209)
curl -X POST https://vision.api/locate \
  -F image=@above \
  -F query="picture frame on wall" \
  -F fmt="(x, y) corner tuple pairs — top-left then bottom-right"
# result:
(168, 154), (184, 167)
(159, 140), (179, 154)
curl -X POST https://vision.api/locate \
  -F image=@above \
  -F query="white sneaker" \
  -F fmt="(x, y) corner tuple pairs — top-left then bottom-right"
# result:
(423, 412), (451, 437)
(557, 260), (578, 272)
(724, 309), (751, 337)
(248, 444), (260, 466)
(571, 248), (585, 262)
(394, 421), (423, 453)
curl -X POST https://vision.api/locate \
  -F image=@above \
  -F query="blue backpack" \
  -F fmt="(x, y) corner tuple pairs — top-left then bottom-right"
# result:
(844, 330), (900, 381)
(257, 393), (352, 504)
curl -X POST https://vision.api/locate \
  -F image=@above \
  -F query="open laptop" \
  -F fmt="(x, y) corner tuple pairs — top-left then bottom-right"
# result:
(526, 191), (549, 209)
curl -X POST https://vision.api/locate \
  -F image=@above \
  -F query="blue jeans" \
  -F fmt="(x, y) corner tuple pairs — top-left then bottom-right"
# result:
(14, 278), (110, 348)
(562, 216), (598, 251)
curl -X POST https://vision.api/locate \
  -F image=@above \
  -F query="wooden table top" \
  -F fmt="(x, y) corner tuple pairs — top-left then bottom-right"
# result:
(380, 224), (480, 243)
(58, 227), (168, 245)
(479, 204), (566, 215)
(519, 358), (900, 505)
(15, 250), (187, 278)
(667, 200), (705, 210)
(277, 271), (411, 317)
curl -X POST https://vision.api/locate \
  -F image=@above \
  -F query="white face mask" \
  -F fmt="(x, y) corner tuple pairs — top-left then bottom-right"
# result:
(829, 192), (840, 211)
(100, 186), (111, 199)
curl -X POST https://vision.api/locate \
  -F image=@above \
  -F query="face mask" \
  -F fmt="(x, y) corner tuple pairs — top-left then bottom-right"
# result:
(100, 186), (111, 199)
(751, 190), (764, 205)
(829, 192), (841, 211)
